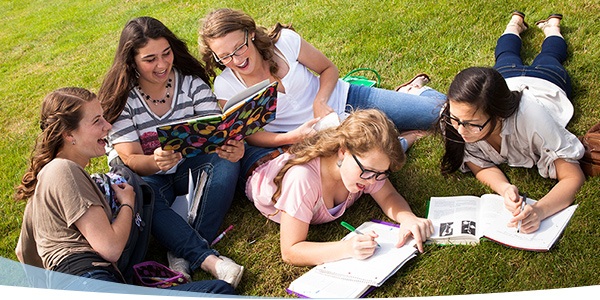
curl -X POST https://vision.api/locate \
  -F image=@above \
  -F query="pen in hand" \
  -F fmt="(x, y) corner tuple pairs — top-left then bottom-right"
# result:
(340, 221), (380, 248)
(517, 194), (527, 233)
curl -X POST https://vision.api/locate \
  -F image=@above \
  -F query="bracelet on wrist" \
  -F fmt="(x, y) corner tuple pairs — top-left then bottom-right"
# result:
(119, 203), (134, 214)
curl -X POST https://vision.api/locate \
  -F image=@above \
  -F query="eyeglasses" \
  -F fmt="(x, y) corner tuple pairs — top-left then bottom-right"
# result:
(351, 154), (390, 181)
(212, 30), (249, 65)
(442, 114), (491, 133)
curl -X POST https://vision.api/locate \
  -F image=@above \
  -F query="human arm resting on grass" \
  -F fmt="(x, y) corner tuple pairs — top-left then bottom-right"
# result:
(467, 162), (520, 204)
(279, 211), (379, 266)
(296, 37), (339, 119)
(371, 180), (434, 253)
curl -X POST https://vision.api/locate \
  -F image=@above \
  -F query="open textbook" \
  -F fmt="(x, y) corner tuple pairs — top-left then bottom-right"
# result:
(287, 221), (417, 298)
(427, 194), (577, 251)
(157, 80), (278, 157)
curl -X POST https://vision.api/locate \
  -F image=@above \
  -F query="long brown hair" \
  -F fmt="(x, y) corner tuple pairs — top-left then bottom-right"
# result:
(15, 87), (96, 201)
(199, 8), (293, 80)
(439, 67), (522, 174)
(271, 109), (405, 203)
(98, 16), (211, 124)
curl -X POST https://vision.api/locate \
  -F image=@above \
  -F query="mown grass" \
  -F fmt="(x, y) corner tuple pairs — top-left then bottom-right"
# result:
(1, 0), (599, 298)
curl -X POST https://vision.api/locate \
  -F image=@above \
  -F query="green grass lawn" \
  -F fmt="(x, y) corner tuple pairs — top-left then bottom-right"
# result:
(1, 0), (599, 298)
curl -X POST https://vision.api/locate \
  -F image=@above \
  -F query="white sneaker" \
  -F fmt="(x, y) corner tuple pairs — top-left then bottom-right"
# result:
(215, 256), (244, 288)
(167, 251), (192, 282)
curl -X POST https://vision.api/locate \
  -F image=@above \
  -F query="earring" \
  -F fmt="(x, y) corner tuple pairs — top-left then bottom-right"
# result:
(72, 139), (76, 145)
(336, 160), (342, 167)
(134, 69), (140, 78)
(251, 37), (255, 41)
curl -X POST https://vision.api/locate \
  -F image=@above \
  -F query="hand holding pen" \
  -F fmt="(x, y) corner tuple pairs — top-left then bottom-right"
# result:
(341, 221), (380, 253)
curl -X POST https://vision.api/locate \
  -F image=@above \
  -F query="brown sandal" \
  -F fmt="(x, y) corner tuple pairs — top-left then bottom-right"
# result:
(395, 73), (430, 92)
(535, 13), (563, 29)
(509, 10), (529, 31)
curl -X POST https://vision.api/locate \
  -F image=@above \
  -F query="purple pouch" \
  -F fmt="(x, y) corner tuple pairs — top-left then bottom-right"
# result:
(133, 261), (189, 288)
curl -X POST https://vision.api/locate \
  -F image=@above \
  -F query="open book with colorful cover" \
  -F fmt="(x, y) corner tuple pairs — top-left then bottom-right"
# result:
(286, 221), (418, 298)
(426, 194), (577, 251)
(157, 80), (278, 157)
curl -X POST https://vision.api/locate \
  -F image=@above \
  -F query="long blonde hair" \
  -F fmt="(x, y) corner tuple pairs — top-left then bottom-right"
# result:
(15, 87), (96, 201)
(271, 109), (405, 203)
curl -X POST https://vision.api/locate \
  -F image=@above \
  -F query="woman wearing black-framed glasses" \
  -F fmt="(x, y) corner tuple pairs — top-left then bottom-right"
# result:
(199, 8), (447, 188)
(243, 109), (433, 266)
(438, 11), (585, 234)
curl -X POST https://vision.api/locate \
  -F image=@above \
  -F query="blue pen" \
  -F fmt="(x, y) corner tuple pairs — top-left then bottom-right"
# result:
(340, 221), (380, 248)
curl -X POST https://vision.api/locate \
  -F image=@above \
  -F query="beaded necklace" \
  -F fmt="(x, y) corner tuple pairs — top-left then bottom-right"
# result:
(136, 78), (172, 105)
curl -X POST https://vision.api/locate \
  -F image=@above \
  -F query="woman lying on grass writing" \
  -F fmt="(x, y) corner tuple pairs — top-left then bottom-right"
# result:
(438, 11), (585, 234)
(245, 108), (433, 266)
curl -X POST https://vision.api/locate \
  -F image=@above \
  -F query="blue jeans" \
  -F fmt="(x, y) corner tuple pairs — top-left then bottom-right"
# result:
(238, 144), (280, 190)
(494, 33), (572, 99)
(80, 270), (235, 294)
(238, 85), (447, 187)
(346, 84), (447, 131)
(143, 153), (240, 271)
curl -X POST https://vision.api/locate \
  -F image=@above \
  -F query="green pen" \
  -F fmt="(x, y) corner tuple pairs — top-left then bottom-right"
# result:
(340, 221), (380, 248)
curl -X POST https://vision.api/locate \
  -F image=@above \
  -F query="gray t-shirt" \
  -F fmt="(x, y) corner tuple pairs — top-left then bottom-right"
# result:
(17, 158), (111, 270)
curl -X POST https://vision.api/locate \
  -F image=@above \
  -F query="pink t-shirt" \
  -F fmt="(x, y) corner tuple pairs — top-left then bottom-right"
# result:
(245, 153), (386, 224)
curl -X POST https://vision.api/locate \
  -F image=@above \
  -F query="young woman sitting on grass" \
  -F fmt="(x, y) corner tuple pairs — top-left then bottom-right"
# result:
(245, 108), (433, 266)
(98, 17), (243, 287)
(198, 8), (447, 182)
(14, 87), (234, 294)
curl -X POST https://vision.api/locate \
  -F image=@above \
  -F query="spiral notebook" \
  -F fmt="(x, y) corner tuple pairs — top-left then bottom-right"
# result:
(287, 221), (418, 298)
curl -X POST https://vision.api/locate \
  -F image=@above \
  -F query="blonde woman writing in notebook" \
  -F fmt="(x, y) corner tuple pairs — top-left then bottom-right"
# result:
(245, 109), (433, 266)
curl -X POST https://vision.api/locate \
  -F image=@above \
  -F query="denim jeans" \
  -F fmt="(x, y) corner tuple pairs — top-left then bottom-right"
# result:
(167, 279), (235, 294)
(494, 33), (572, 99)
(346, 84), (447, 131)
(79, 270), (235, 294)
(238, 85), (447, 188)
(143, 153), (240, 271)
(238, 144), (280, 190)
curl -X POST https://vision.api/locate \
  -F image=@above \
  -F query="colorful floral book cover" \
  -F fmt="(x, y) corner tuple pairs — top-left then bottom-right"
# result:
(157, 81), (278, 157)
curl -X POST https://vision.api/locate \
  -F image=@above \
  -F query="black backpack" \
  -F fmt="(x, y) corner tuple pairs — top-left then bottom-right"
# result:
(91, 164), (154, 283)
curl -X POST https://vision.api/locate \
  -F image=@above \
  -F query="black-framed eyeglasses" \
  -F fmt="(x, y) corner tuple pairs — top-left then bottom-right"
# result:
(212, 30), (249, 65)
(351, 154), (390, 181)
(442, 113), (491, 132)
